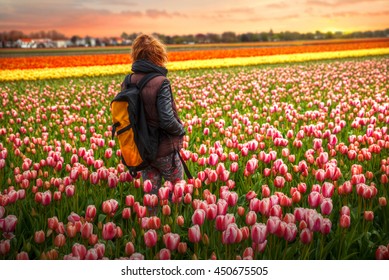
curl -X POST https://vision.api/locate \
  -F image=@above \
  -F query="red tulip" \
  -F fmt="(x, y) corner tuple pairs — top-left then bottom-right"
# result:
(300, 228), (313, 244)
(261, 185), (271, 198)
(188, 225), (201, 243)
(364, 211), (374, 221)
(125, 242), (135, 256)
(54, 233), (66, 247)
(178, 242), (187, 254)
(375, 245), (389, 260)
(159, 248), (171, 260)
(34, 230), (45, 244)
(379, 197), (387, 207)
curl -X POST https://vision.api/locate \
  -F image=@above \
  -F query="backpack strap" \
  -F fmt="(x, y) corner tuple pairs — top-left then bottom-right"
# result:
(137, 73), (164, 92)
(177, 151), (193, 179)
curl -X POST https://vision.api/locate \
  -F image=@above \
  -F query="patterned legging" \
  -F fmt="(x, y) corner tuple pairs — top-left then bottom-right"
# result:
(141, 152), (183, 195)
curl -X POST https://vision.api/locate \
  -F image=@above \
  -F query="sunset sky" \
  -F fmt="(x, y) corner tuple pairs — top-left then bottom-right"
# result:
(1, 0), (389, 37)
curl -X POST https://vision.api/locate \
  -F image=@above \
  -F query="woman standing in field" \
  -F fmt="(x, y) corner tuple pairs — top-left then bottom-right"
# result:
(124, 33), (186, 215)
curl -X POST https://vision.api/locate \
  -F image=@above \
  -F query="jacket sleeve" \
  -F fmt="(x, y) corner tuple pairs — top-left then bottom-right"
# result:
(157, 80), (185, 136)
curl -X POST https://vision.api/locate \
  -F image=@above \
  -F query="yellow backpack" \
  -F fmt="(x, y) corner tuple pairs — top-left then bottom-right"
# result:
(111, 73), (161, 176)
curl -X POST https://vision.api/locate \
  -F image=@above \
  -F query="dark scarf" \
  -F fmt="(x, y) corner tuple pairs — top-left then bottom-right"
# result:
(131, 59), (168, 76)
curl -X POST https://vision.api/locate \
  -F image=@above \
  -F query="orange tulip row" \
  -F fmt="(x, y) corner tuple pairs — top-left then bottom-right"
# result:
(1, 39), (388, 70)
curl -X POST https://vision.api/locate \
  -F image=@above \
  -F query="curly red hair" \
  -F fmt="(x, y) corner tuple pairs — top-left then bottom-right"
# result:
(131, 34), (168, 67)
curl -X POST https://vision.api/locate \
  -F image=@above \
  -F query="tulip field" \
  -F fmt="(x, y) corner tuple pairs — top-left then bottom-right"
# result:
(1, 40), (389, 260)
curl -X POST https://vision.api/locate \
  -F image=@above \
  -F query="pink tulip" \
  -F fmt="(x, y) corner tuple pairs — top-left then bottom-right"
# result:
(274, 176), (286, 189)
(16, 251), (29, 260)
(48, 216), (59, 230)
(321, 182), (335, 198)
(130, 253), (145, 260)
(222, 223), (242, 244)
(2, 214), (17, 232)
(245, 211), (257, 226)
(188, 224), (201, 243)
(339, 214), (351, 228)
(81, 222), (93, 239)
(217, 199), (228, 215)
(340, 205), (350, 216)
(143, 179), (153, 193)
(85, 205), (96, 222)
(251, 223), (267, 244)
(158, 248), (171, 260)
(308, 191), (322, 208)
(85, 248), (98, 260)
(144, 229), (158, 248)
(246, 158), (258, 173)
(258, 198), (271, 217)
(163, 233), (180, 251)
(102, 222), (117, 240)
(284, 223), (297, 242)
(125, 195), (135, 206)
(0, 239), (11, 255)
(72, 243), (87, 260)
(208, 153), (218, 166)
(107, 174), (118, 188)
(266, 216), (281, 234)
(94, 243), (105, 259)
(269, 205), (282, 218)
(245, 190), (257, 201)
(321, 218), (332, 235)
(65, 185), (75, 197)
(243, 247), (254, 259)
(320, 198), (333, 216)
(252, 240), (267, 253)
(40, 190), (52, 206)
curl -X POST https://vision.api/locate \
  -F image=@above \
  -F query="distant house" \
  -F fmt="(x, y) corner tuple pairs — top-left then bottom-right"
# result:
(54, 40), (67, 48)
(16, 38), (35, 48)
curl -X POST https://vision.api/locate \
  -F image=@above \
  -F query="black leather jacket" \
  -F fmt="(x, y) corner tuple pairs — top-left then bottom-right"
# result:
(123, 59), (185, 157)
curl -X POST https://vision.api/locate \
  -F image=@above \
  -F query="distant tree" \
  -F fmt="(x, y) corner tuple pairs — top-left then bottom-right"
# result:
(121, 32), (129, 39)
(71, 35), (81, 45)
(8, 30), (26, 41)
(206, 33), (221, 43)
(221, 31), (237, 42)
